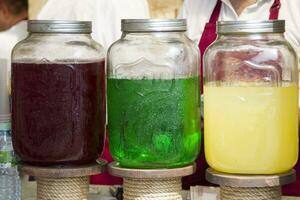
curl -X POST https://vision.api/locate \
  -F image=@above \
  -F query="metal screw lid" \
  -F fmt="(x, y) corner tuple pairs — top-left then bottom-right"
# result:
(121, 19), (187, 32)
(217, 20), (285, 34)
(28, 20), (92, 33)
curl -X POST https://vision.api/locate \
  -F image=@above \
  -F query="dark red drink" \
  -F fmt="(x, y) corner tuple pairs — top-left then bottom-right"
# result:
(12, 61), (105, 166)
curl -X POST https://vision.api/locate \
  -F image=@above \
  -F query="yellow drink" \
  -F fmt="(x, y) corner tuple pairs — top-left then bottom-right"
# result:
(204, 84), (298, 174)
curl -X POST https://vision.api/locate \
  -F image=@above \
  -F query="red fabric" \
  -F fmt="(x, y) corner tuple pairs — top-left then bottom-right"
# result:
(269, 0), (281, 20)
(90, 129), (123, 185)
(183, 0), (222, 188)
(283, 161), (300, 196)
(198, 0), (222, 93)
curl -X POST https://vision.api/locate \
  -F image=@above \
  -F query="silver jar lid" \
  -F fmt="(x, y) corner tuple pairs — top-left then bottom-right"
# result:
(28, 20), (92, 33)
(121, 19), (187, 32)
(217, 20), (285, 34)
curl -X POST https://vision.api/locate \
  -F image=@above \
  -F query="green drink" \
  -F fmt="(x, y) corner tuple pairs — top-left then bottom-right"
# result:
(107, 77), (201, 168)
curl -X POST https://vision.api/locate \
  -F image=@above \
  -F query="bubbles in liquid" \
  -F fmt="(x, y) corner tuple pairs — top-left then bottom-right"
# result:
(107, 77), (201, 168)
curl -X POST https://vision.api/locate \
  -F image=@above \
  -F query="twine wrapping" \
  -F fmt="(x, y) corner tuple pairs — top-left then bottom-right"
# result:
(123, 177), (182, 200)
(37, 176), (89, 200)
(220, 186), (281, 200)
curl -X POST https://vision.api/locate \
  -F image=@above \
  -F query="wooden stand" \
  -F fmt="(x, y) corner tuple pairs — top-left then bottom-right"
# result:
(206, 168), (296, 200)
(20, 162), (104, 200)
(108, 162), (196, 200)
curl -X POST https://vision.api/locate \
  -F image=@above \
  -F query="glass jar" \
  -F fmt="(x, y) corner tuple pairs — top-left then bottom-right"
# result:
(12, 20), (106, 166)
(204, 20), (298, 174)
(107, 19), (201, 168)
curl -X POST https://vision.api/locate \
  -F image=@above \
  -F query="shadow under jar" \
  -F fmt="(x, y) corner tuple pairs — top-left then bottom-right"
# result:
(107, 19), (201, 169)
(12, 20), (106, 166)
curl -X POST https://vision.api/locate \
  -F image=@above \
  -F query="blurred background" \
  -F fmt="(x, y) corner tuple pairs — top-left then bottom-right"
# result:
(28, 0), (184, 19)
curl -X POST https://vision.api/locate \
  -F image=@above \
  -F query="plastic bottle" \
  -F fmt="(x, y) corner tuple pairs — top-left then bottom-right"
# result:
(0, 65), (20, 200)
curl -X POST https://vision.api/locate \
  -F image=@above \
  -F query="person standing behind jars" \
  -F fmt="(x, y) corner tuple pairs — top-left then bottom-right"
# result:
(37, 0), (150, 49)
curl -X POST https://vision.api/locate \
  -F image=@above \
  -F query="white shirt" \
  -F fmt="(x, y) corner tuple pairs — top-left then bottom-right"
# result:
(0, 20), (27, 77)
(180, 0), (300, 57)
(37, 0), (150, 49)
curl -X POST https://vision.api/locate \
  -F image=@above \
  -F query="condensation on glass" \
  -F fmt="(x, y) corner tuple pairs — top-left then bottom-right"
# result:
(107, 19), (201, 168)
(12, 20), (106, 166)
(204, 20), (299, 174)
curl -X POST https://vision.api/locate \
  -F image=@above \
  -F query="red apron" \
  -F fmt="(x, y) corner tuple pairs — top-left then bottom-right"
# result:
(90, 130), (122, 185)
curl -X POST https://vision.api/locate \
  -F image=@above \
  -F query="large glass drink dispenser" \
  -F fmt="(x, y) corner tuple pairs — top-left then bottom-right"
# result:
(12, 21), (106, 166)
(204, 20), (298, 174)
(107, 19), (201, 168)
